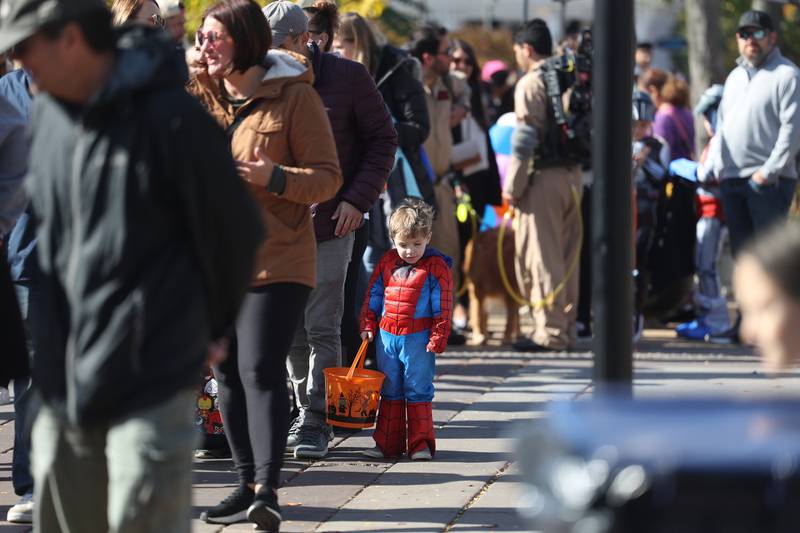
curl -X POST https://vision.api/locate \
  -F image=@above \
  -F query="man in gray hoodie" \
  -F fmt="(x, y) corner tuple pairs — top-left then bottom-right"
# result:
(712, 10), (800, 255)
(707, 10), (800, 344)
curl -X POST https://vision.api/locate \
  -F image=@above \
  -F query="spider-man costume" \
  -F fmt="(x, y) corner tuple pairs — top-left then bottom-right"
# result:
(359, 247), (452, 458)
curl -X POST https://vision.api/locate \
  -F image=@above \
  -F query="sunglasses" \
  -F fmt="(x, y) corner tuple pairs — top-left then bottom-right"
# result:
(196, 29), (229, 48)
(737, 29), (766, 40)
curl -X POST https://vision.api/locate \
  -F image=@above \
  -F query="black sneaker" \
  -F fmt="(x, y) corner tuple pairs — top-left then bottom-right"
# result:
(448, 330), (467, 346)
(512, 337), (556, 352)
(294, 425), (329, 459)
(200, 484), (254, 524)
(247, 489), (281, 532)
(285, 415), (305, 452)
(576, 321), (592, 339)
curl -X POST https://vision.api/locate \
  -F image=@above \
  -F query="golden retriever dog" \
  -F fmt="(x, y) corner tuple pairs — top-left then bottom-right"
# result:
(463, 227), (520, 345)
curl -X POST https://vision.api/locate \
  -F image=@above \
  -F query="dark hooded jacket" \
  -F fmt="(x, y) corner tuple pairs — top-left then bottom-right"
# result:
(374, 45), (435, 208)
(26, 26), (264, 425)
(308, 42), (397, 242)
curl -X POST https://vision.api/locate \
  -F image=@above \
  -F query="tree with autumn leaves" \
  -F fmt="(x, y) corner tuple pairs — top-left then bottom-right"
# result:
(181, 0), (425, 42)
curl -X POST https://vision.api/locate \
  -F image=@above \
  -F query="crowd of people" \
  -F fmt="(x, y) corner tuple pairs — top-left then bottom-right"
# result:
(1, 0), (799, 531)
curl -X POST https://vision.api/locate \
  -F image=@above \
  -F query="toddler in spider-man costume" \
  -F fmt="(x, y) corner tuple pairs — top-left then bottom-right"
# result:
(359, 198), (452, 461)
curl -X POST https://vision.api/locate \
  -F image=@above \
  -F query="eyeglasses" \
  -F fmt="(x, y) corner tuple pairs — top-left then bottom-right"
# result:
(452, 55), (469, 66)
(150, 13), (166, 29)
(196, 29), (230, 48)
(737, 29), (767, 41)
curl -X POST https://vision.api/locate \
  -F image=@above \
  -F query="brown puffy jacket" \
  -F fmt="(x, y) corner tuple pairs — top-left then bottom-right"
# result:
(189, 50), (342, 288)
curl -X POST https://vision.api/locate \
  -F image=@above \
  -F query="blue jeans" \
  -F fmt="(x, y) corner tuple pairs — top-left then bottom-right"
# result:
(12, 281), (38, 496)
(694, 217), (730, 334)
(719, 177), (796, 257)
(377, 329), (436, 402)
(695, 217), (725, 299)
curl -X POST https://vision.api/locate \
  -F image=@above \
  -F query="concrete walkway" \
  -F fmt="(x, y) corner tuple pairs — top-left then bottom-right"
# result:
(1, 330), (798, 532)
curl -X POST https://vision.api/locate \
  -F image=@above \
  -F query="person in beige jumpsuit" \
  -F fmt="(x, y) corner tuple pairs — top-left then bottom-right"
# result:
(502, 19), (582, 351)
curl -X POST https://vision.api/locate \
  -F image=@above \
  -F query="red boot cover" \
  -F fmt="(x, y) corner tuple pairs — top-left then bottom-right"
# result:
(372, 399), (406, 457)
(407, 402), (436, 457)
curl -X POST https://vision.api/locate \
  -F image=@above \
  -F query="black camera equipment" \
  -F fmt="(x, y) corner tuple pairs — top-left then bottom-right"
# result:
(537, 28), (592, 167)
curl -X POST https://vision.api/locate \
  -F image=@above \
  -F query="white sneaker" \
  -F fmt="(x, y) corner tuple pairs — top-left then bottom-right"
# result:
(7, 492), (33, 523)
(362, 446), (385, 459)
(410, 446), (432, 461)
(0, 387), (10, 405)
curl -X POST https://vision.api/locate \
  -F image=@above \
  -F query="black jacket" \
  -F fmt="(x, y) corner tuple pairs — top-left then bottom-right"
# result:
(374, 45), (435, 210)
(375, 45), (429, 151)
(308, 42), (397, 242)
(26, 27), (264, 425)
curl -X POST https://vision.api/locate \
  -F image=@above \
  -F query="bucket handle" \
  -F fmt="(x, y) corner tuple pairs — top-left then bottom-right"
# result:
(346, 339), (370, 380)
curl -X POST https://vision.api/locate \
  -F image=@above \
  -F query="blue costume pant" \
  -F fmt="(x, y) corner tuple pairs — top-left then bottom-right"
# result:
(377, 329), (435, 402)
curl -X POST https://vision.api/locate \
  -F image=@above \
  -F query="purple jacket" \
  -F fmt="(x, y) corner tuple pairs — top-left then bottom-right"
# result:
(653, 104), (695, 162)
(309, 43), (398, 242)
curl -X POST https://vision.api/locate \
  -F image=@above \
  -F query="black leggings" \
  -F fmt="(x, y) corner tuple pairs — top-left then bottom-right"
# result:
(342, 221), (370, 365)
(216, 283), (311, 489)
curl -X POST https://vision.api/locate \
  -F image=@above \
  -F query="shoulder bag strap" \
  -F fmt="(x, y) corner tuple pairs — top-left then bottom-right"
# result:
(226, 100), (261, 141)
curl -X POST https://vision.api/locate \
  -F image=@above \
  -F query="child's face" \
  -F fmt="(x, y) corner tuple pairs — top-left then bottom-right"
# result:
(394, 232), (431, 265)
(632, 120), (651, 141)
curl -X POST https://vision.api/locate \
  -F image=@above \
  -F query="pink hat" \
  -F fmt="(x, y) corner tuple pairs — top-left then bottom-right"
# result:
(481, 60), (509, 83)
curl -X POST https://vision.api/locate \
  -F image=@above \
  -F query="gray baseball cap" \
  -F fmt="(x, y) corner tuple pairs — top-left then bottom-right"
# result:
(737, 10), (774, 32)
(262, 1), (308, 48)
(0, 0), (108, 53)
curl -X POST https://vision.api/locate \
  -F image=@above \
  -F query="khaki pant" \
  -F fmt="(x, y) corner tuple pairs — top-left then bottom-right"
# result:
(430, 180), (461, 299)
(514, 165), (582, 350)
(33, 390), (198, 533)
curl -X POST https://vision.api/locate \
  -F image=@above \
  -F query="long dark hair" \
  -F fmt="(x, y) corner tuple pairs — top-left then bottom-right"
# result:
(451, 39), (488, 130)
(304, 1), (339, 53)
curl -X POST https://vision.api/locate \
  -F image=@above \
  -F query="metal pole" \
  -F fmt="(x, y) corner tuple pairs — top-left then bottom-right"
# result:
(592, 0), (634, 392)
(523, 0), (529, 21)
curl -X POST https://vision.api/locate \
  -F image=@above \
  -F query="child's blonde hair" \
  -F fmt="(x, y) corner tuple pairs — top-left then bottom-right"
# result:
(389, 198), (434, 240)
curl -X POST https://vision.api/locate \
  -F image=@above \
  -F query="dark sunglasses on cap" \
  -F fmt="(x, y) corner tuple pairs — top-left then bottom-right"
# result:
(737, 28), (767, 40)
(150, 13), (166, 28)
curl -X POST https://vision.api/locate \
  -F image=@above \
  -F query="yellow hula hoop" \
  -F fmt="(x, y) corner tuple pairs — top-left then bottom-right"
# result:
(455, 206), (479, 298)
(497, 184), (583, 310)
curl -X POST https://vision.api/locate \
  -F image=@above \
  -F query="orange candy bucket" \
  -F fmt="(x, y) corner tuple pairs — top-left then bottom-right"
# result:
(324, 340), (385, 429)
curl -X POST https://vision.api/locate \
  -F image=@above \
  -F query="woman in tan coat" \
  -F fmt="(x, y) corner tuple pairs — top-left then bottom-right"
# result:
(188, 0), (341, 530)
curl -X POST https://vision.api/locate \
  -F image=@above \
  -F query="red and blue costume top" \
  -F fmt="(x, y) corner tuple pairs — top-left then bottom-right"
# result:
(359, 247), (453, 353)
